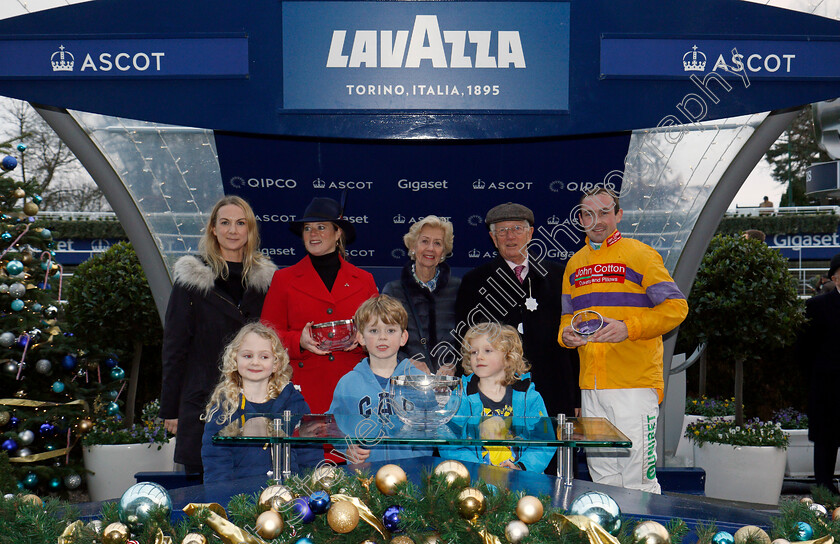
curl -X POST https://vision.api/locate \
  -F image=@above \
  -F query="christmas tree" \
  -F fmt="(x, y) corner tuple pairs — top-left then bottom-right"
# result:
(0, 139), (125, 496)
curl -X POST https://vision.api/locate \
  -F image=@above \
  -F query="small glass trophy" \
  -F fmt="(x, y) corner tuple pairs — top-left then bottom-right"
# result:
(571, 310), (604, 337)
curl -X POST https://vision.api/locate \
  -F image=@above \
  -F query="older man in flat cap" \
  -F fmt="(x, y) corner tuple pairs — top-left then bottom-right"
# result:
(455, 202), (579, 422)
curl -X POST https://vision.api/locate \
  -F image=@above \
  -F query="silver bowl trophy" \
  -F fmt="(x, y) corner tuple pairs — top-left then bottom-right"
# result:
(571, 310), (604, 337)
(389, 373), (462, 430)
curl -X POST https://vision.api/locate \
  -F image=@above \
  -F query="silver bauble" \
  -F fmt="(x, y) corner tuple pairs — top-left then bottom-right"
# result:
(569, 491), (622, 535)
(17, 447), (32, 458)
(2, 360), (17, 375)
(35, 359), (51, 374)
(0, 284), (7, 294)
(18, 429), (34, 445)
(9, 282), (25, 298)
(118, 482), (172, 531)
(64, 473), (82, 490)
(0, 331), (15, 347)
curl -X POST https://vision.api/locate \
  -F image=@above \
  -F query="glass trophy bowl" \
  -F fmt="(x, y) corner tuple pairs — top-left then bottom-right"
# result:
(572, 310), (604, 337)
(310, 319), (357, 351)
(389, 374), (462, 429)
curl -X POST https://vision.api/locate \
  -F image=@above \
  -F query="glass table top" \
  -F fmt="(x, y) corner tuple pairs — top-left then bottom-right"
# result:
(212, 414), (631, 448)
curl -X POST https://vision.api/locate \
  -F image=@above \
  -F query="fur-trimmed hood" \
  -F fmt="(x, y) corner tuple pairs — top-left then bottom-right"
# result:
(172, 255), (276, 294)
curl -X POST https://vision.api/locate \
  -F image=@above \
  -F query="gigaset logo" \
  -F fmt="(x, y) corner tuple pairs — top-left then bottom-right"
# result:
(326, 15), (526, 69)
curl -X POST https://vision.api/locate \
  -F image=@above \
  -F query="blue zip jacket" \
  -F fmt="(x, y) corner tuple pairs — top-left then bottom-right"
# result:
(328, 358), (433, 463)
(443, 373), (555, 473)
(201, 384), (321, 483)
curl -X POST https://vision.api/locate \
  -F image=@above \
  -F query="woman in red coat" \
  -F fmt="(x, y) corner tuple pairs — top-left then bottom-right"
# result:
(261, 197), (378, 412)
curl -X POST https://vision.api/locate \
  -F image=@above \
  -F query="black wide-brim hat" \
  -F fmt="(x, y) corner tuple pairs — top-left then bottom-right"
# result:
(290, 197), (356, 245)
(829, 253), (840, 278)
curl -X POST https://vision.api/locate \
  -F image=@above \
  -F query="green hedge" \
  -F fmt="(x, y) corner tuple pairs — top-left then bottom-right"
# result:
(31, 219), (127, 240)
(718, 212), (839, 236)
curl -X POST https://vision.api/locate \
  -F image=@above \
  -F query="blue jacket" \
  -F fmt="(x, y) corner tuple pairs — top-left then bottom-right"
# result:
(328, 358), (432, 464)
(444, 373), (555, 473)
(201, 384), (321, 483)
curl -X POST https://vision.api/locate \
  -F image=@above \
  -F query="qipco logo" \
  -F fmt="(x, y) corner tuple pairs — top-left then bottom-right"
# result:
(229, 176), (298, 189)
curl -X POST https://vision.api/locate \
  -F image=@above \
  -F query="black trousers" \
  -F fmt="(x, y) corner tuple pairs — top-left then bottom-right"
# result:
(813, 440), (839, 494)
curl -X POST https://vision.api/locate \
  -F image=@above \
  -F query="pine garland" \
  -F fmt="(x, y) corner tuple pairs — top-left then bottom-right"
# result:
(1, 467), (838, 544)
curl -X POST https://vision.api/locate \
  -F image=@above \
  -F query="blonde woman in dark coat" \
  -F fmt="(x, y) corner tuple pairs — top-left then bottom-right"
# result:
(159, 195), (276, 477)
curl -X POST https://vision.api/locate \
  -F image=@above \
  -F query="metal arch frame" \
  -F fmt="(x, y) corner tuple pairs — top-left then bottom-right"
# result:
(34, 104), (172, 324)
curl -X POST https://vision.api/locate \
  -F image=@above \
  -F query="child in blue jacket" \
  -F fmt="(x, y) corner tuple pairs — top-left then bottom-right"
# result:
(201, 322), (320, 483)
(328, 294), (432, 464)
(445, 322), (555, 472)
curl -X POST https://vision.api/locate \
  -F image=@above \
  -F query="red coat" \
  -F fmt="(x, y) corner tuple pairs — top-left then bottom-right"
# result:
(261, 255), (378, 412)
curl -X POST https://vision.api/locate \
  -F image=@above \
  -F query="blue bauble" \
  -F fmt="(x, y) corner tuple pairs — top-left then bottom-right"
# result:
(16, 144), (26, 152)
(39, 228), (51, 239)
(0, 233), (10, 241)
(40, 261), (49, 271)
(32, 195), (42, 205)
(16, 335), (28, 348)
(1, 438), (17, 452)
(292, 497), (315, 524)
(712, 531), (735, 544)
(22, 472), (38, 489)
(110, 367), (126, 380)
(106, 401), (120, 415)
(1, 156), (18, 172)
(37, 282), (51, 290)
(10, 299), (24, 312)
(794, 522), (814, 541)
(569, 491), (621, 535)
(308, 490), (331, 514)
(294, 539), (314, 544)
(39, 422), (56, 437)
(8, 416), (18, 428)
(44, 442), (57, 451)
(61, 355), (77, 370)
(31, 303), (41, 312)
(382, 504), (404, 533)
(5, 260), (23, 276)
(51, 381), (65, 393)
(48, 477), (61, 490)
(118, 482), (172, 531)
(104, 357), (119, 368)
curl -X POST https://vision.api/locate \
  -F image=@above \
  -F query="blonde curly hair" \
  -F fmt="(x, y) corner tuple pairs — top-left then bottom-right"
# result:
(202, 322), (292, 424)
(460, 322), (530, 386)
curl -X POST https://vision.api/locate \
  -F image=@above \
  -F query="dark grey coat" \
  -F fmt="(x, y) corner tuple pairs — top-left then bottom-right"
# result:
(801, 289), (840, 445)
(382, 262), (461, 373)
(159, 255), (276, 469)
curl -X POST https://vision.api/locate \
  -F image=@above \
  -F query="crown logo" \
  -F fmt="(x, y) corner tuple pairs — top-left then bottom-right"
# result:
(472, 179), (486, 190)
(547, 215), (560, 225)
(468, 248), (480, 258)
(51, 45), (74, 72)
(393, 214), (405, 224)
(682, 45), (706, 72)
(312, 178), (326, 189)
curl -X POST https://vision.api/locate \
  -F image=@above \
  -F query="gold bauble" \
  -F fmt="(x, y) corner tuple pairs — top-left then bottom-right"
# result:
(375, 464), (407, 496)
(255, 510), (284, 539)
(772, 539), (791, 544)
(12, 188), (25, 199)
(20, 252), (32, 266)
(420, 533), (441, 544)
(360, 541), (380, 544)
(433, 460), (470, 487)
(312, 464), (343, 488)
(0, 411), (9, 425)
(633, 521), (671, 544)
(20, 494), (42, 508)
(14, 390), (25, 398)
(457, 487), (486, 520)
(505, 520), (530, 543)
(181, 533), (207, 544)
(102, 522), (129, 544)
(391, 537), (415, 544)
(23, 202), (39, 217)
(833, 507), (840, 521)
(515, 495), (543, 524)
(734, 526), (771, 544)
(800, 497), (814, 505)
(79, 419), (94, 433)
(258, 484), (294, 510)
(326, 500), (360, 533)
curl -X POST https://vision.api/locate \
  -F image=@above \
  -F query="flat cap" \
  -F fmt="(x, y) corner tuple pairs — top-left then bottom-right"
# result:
(484, 202), (534, 228)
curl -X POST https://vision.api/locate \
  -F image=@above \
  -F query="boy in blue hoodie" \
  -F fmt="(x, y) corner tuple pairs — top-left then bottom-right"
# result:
(445, 322), (555, 472)
(328, 294), (432, 464)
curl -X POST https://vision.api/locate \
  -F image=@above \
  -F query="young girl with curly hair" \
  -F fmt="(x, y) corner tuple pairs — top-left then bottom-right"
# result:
(200, 322), (319, 483)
